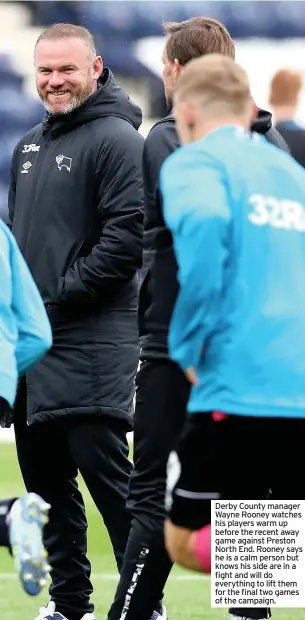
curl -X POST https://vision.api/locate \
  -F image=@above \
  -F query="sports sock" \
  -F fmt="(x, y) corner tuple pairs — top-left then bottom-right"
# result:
(193, 523), (211, 573)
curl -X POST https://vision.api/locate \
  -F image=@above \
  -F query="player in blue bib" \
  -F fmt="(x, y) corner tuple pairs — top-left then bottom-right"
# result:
(160, 54), (305, 620)
(0, 219), (52, 596)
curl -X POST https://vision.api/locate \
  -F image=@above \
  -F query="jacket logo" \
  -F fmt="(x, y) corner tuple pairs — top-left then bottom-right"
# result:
(22, 144), (40, 153)
(56, 154), (72, 172)
(21, 161), (32, 174)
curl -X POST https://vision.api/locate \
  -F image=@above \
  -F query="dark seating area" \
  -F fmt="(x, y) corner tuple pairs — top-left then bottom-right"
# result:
(0, 0), (304, 222)
(0, 49), (44, 221)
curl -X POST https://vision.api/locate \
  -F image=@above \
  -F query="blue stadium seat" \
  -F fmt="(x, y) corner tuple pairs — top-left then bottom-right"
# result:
(33, 1), (81, 26)
(95, 37), (156, 79)
(0, 53), (15, 70)
(79, 0), (305, 39)
(0, 69), (23, 90)
(0, 55), (44, 221)
(0, 133), (23, 179)
(0, 88), (44, 129)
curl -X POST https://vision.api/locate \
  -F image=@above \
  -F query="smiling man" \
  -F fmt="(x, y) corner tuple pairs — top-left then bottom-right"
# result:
(36, 29), (100, 115)
(8, 23), (144, 620)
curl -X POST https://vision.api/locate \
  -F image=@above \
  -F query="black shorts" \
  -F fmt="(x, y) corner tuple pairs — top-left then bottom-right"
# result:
(167, 411), (305, 531)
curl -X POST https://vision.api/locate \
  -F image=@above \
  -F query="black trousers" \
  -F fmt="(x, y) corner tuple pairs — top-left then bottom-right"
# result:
(107, 360), (190, 620)
(168, 411), (305, 620)
(14, 398), (132, 620)
(0, 499), (15, 548)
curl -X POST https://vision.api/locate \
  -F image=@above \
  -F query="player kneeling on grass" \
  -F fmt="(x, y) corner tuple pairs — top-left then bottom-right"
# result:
(0, 218), (52, 595)
(160, 54), (305, 619)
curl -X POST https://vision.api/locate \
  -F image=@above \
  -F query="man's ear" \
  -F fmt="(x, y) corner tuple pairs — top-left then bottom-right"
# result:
(173, 58), (183, 80)
(251, 100), (259, 121)
(182, 100), (197, 129)
(93, 56), (103, 80)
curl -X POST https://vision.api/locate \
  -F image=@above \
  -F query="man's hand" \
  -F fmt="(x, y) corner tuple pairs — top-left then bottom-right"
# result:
(184, 367), (199, 385)
(0, 397), (14, 428)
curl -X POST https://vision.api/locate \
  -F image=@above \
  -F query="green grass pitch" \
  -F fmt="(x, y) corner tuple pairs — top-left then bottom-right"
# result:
(0, 442), (303, 620)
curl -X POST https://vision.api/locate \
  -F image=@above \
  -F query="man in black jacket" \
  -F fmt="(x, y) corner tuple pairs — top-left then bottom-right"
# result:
(107, 17), (289, 620)
(8, 23), (144, 620)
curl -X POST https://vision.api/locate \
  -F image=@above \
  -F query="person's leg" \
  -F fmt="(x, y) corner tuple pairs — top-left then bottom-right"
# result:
(221, 415), (272, 620)
(272, 417), (305, 499)
(253, 417), (305, 620)
(192, 524), (211, 572)
(165, 413), (224, 569)
(165, 520), (210, 572)
(0, 495), (50, 596)
(14, 400), (93, 620)
(0, 499), (15, 547)
(165, 412), (272, 620)
(107, 360), (189, 620)
(67, 415), (132, 573)
(9, 493), (50, 596)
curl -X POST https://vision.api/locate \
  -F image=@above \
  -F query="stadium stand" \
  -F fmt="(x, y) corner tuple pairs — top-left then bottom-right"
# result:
(0, 0), (305, 224)
(0, 1), (163, 222)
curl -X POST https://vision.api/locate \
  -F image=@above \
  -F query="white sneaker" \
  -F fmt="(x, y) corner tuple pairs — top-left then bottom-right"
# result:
(151, 605), (167, 619)
(34, 601), (96, 620)
(34, 602), (65, 620)
(9, 493), (50, 597)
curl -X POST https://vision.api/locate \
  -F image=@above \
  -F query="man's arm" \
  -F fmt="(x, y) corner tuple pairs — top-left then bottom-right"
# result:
(1, 224), (53, 376)
(58, 126), (144, 303)
(142, 121), (179, 239)
(265, 126), (290, 153)
(143, 120), (180, 195)
(160, 147), (231, 373)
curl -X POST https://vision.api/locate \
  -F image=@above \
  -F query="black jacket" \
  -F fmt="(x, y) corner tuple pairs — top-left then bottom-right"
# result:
(275, 120), (305, 169)
(139, 109), (290, 360)
(9, 68), (144, 425)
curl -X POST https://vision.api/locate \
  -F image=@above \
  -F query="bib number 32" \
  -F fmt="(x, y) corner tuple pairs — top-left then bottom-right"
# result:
(248, 194), (305, 231)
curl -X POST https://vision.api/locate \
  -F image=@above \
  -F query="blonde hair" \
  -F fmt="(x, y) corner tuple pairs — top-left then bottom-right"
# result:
(174, 53), (252, 117)
(269, 69), (302, 107)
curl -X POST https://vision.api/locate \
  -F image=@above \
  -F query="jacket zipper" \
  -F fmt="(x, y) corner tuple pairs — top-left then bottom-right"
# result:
(22, 130), (52, 423)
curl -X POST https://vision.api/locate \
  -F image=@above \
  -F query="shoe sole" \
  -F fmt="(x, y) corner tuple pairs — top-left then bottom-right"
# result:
(9, 493), (51, 596)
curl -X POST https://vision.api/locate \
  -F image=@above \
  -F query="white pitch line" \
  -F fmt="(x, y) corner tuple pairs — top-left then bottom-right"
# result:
(0, 572), (208, 581)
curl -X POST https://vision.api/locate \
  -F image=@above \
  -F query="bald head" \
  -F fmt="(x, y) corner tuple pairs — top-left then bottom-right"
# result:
(173, 54), (254, 144)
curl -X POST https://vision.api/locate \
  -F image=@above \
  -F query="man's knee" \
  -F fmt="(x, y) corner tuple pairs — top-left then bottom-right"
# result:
(165, 520), (211, 573)
(164, 519), (195, 568)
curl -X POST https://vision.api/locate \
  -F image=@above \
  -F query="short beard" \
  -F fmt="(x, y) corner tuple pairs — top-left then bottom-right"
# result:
(39, 83), (94, 116)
